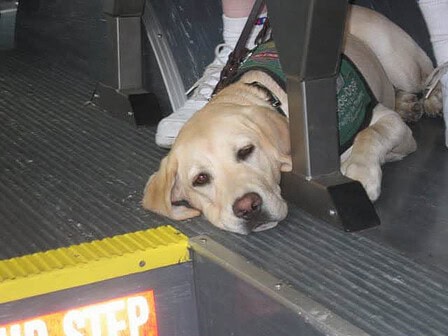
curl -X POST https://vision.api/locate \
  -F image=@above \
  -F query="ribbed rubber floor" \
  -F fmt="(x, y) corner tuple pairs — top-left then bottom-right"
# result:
(0, 49), (194, 257)
(2, 49), (448, 335)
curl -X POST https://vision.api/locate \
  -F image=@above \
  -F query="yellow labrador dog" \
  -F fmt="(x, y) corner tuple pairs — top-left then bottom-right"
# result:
(143, 5), (442, 234)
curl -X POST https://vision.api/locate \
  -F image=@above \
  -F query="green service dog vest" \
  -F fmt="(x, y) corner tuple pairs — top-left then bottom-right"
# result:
(235, 40), (377, 153)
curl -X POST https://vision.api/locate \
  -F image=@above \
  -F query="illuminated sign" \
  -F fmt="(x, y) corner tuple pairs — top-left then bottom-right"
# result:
(0, 290), (158, 336)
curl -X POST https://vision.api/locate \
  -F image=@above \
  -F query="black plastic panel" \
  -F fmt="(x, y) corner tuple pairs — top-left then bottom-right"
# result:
(0, 263), (199, 336)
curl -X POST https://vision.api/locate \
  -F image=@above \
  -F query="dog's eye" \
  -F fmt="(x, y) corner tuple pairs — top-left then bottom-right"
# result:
(237, 144), (255, 161)
(193, 172), (210, 187)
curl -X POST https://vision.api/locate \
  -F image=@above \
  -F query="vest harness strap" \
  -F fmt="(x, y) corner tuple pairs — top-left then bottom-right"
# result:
(246, 81), (286, 116)
(231, 40), (377, 154)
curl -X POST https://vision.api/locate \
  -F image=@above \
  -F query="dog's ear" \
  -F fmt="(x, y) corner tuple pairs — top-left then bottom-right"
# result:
(253, 107), (292, 172)
(142, 155), (201, 220)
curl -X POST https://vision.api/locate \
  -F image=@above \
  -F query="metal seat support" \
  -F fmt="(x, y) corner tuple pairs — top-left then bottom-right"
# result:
(266, 0), (380, 231)
(95, 0), (163, 126)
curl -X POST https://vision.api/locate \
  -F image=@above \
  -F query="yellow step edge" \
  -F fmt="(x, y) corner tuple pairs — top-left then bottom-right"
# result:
(0, 225), (189, 304)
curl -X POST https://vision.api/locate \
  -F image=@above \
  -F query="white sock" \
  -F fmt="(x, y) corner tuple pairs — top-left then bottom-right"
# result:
(222, 13), (268, 49)
(419, 0), (448, 146)
(419, 0), (448, 62)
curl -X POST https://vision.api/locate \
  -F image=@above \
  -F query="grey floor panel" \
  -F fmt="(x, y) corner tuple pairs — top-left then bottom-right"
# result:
(199, 211), (448, 336)
(367, 117), (448, 271)
(2, 49), (448, 335)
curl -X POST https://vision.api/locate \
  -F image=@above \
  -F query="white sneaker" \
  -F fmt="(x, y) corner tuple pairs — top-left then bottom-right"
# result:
(424, 61), (448, 146)
(155, 43), (234, 148)
(441, 73), (448, 147)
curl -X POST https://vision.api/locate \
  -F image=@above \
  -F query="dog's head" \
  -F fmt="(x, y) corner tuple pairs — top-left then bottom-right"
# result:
(143, 93), (292, 234)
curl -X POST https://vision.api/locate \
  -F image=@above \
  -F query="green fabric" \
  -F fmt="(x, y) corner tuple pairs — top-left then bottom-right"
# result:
(336, 56), (375, 152)
(238, 40), (286, 87)
(236, 41), (375, 152)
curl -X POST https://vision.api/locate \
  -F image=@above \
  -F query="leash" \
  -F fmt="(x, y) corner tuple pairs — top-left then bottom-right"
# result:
(212, 1), (285, 117)
(212, 0), (269, 95)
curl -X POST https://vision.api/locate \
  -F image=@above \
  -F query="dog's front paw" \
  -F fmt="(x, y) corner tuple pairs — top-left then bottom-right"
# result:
(341, 161), (382, 201)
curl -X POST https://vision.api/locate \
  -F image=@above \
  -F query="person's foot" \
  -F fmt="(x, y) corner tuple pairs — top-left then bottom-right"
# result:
(424, 61), (448, 146)
(155, 43), (233, 148)
(441, 73), (448, 147)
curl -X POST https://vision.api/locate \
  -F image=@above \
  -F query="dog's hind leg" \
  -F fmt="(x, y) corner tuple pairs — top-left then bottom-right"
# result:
(341, 104), (417, 201)
(395, 90), (424, 123)
(395, 84), (442, 123)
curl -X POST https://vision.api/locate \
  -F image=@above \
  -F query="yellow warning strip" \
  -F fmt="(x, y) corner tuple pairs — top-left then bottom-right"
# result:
(0, 225), (189, 304)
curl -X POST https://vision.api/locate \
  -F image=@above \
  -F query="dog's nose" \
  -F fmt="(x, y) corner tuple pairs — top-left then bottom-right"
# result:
(233, 192), (262, 220)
